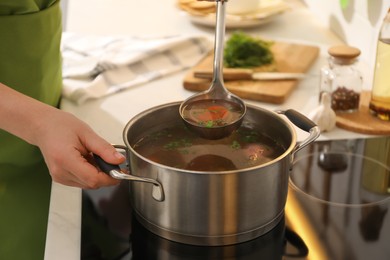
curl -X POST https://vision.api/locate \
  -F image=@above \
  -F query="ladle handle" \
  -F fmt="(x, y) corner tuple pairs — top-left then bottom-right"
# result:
(93, 145), (164, 202)
(209, 0), (229, 94)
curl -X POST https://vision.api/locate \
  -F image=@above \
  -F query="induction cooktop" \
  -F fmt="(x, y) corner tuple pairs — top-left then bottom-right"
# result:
(81, 136), (390, 260)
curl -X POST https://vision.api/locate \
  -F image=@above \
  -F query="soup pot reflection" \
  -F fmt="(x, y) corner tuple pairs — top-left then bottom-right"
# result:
(289, 148), (390, 259)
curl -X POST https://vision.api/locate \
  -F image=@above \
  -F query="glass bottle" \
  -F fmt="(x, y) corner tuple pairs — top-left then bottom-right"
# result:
(369, 8), (390, 121)
(320, 45), (363, 112)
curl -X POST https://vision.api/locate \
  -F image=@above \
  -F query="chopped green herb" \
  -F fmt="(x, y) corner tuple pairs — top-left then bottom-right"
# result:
(180, 149), (190, 155)
(224, 31), (274, 68)
(204, 121), (214, 128)
(231, 140), (241, 150)
(182, 138), (193, 147)
(164, 138), (193, 151)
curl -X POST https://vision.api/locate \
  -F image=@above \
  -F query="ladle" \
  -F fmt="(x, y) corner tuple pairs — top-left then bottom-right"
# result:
(179, 0), (246, 140)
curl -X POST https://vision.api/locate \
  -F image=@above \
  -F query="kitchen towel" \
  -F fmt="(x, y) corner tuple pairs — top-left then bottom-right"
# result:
(61, 32), (213, 104)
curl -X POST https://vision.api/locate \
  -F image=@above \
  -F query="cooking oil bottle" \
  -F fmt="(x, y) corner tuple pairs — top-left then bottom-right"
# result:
(369, 8), (390, 121)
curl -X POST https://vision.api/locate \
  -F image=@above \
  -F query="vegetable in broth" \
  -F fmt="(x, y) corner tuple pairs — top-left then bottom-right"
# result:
(133, 124), (285, 171)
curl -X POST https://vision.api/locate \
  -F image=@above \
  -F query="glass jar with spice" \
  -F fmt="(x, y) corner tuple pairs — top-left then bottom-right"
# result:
(319, 45), (363, 112)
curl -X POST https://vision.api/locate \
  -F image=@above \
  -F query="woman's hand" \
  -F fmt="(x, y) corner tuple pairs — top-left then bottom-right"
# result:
(0, 82), (124, 189)
(34, 109), (125, 189)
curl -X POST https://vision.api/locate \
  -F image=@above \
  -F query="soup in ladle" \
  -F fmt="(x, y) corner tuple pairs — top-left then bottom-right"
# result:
(181, 99), (244, 128)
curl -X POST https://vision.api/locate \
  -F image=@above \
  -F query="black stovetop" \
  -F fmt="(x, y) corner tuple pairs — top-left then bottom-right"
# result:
(81, 136), (390, 260)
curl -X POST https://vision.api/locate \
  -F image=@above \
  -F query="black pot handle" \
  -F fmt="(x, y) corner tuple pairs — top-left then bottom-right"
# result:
(284, 109), (317, 133)
(93, 145), (164, 202)
(93, 153), (122, 173)
(276, 109), (320, 155)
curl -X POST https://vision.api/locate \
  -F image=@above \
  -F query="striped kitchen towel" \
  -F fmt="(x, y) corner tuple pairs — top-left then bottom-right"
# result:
(61, 32), (213, 104)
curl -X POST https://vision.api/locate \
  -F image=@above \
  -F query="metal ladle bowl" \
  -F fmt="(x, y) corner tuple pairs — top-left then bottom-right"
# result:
(179, 0), (246, 140)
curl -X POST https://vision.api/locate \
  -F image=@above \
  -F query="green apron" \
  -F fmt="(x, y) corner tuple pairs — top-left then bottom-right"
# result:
(0, 1), (62, 259)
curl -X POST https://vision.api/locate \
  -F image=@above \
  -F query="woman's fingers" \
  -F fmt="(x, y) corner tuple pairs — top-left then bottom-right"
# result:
(34, 109), (124, 189)
(52, 148), (120, 189)
(80, 129), (126, 167)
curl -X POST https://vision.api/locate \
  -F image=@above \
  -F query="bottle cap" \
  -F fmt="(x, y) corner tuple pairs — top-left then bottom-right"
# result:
(328, 45), (361, 59)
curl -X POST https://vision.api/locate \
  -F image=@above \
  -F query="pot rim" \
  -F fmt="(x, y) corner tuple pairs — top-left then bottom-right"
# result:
(122, 101), (297, 174)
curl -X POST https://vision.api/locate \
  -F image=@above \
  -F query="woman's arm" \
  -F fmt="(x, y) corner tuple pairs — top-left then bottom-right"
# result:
(0, 82), (125, 189)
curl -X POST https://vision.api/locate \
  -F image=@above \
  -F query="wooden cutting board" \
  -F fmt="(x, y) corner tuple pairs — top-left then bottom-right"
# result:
(336, 91), (390, 135)
(183, 41), (320, 104)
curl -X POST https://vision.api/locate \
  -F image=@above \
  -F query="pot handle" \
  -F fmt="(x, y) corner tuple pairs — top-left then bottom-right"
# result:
(93, 145), (164, 202)
(276, 109), (320, 155)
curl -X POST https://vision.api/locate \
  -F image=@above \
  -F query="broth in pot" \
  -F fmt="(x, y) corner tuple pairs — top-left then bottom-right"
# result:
(133, 124), (286, 171)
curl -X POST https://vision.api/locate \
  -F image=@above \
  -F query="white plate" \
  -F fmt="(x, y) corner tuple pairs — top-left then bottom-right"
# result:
(189, 13), (279, 29)
(186, 1), (289, 29)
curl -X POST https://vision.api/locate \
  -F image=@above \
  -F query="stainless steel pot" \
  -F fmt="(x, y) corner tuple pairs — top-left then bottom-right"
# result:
(95, 101), (320, 246)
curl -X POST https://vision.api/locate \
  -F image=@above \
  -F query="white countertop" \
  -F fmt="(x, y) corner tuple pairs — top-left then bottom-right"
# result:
(45, 0), (374, 259)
